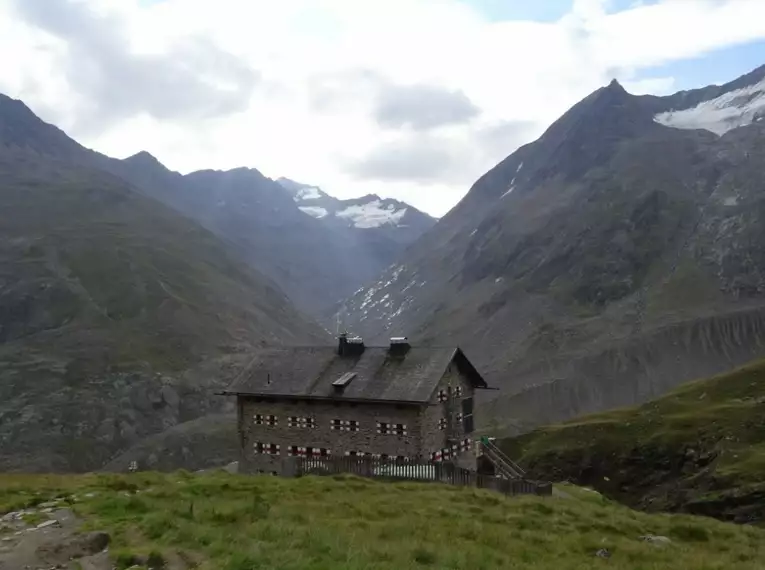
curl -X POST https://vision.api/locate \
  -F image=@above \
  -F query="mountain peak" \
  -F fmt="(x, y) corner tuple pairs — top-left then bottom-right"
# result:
(0, 93), (90, 160)
(607, 78), (626, 92)
(125, 150), (159, 164)
(591, 78), (631, 107)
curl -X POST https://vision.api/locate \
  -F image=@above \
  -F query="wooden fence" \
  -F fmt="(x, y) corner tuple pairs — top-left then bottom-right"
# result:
(293, 455), (552, 497)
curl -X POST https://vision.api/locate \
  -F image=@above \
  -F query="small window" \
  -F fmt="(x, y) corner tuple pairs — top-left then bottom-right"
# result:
(454, 386), (463, 397)
(254, 414), (278, 426)
(331, 419), (360, 431)
(288, 416), (316, 428)
(253, 442), (280, 456)
(438, 418), (447, 430)
(437, 389), (448, 403)
(456, 413), (464, 423)
(377, 422), (407, 436)
(310, 448), (331, 457)
(430, 447), (452, 462)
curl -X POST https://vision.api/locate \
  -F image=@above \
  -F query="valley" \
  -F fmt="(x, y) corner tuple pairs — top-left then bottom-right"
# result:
(4, 2), (765, 568)
(1, 40), (765, 549)
(0, 92), (430, 472)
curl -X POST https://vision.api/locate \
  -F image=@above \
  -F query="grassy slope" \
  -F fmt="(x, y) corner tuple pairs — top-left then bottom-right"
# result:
(500, 358), (765, 523)
(0, 150), (328, 471)
(2, 472), (765, 570)
(0, 150), (324, 356)
(101, 414), (238, 473)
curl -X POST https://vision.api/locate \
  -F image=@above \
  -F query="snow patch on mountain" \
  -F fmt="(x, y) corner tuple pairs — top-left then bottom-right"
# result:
(299, 206), (328, 219)
(276, 177), (325, 201)
(654, 77), (765, 136)
(294, 186), (323, 201)
(337, 200), (407, 228)
(501, 185), (515, 199)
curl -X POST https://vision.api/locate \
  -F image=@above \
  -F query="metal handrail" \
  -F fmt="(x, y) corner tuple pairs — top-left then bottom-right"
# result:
(479, 437), (526, 479)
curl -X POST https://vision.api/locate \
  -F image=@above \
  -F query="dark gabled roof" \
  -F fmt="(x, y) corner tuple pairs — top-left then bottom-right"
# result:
(221, 346), (487, 404)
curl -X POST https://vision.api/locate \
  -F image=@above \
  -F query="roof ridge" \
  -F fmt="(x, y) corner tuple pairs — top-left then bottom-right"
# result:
(222, 345), (484, 403)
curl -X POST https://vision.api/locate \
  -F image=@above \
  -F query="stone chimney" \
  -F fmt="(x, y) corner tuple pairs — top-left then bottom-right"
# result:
(337, 332), (348, 355)
(389, 336), (410, 356)
(338, 332), (365, 356)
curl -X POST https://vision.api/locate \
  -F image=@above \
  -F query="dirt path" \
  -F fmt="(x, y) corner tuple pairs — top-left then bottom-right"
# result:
(0, 504), (110, 570)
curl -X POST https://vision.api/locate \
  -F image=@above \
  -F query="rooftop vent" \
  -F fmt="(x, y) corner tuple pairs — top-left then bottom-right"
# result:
(389, 336), (410, 355)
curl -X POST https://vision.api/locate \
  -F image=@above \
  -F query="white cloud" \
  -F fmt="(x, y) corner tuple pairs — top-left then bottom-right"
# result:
(1, 0), (764, 216)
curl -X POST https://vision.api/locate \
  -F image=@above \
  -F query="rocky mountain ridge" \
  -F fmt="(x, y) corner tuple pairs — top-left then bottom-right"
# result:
(338, 64), (765, 433)
(0, 97), (330, 472)
(0, 92), (434, 317)
(277, 176), (434, 231)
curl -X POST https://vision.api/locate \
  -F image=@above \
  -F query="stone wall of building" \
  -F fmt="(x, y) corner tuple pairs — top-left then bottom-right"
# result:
(237, 360), (480, 474)
(420, 363), (477, 469)
(239, 397), (422, 473)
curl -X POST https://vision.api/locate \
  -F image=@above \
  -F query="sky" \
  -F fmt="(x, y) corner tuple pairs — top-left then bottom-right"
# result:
(1, 0), (764, 216)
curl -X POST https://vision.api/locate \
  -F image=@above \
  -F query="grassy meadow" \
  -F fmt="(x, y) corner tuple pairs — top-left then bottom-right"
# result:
(2, 471), (764, 569)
